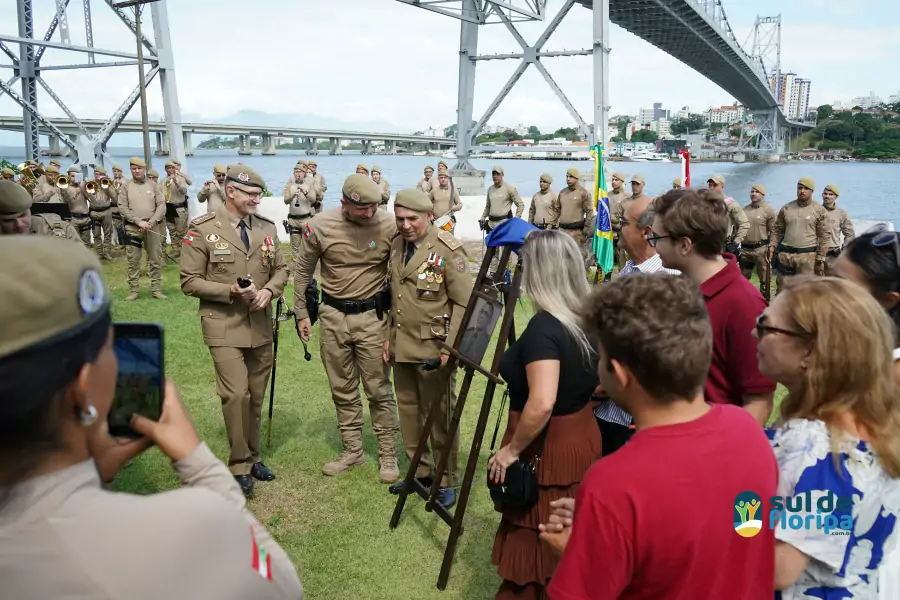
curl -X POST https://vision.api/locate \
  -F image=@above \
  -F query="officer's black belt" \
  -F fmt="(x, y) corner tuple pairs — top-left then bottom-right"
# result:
(559, 220), (585, 230)
(780, 245), (817, 254)
(90, 206), (110, 213)
(826, 247), (842, 258)
(743, 240), (769, 250)
(169, 201), (187, 209)
(322, 292), (378, 315)
(289, 213), (312, 220)
(71, 211), (90, 219)
(488, 212), (512, 222)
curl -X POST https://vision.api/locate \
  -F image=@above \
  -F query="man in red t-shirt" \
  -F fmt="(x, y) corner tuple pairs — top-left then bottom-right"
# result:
(543, 273), (777, 600)
(649, 188), (776, 425)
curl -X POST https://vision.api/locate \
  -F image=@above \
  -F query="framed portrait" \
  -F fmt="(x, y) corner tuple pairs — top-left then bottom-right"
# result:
(457, 296), (503, 365)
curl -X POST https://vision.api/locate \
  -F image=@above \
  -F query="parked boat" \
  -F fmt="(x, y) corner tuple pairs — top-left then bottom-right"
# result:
(630, 151), (671, 163)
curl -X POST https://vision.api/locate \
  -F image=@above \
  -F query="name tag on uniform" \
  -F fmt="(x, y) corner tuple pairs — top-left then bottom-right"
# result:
(213, 249), (232, 255)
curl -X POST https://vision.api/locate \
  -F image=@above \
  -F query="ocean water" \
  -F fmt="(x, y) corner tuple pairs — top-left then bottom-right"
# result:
(3, 148), (898, 241)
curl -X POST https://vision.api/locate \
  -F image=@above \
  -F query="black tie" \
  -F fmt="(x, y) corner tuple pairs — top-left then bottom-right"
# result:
(239, 220), (250, 251)
(405, 243), (416, 265)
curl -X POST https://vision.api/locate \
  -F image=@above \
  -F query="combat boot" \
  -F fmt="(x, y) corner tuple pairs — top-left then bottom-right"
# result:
(322, 449), (365, 476)
(378, 453), (400, 484)
(125, 291), (139, 301)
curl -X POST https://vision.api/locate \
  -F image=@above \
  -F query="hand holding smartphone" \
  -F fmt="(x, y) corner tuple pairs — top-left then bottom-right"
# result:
(108, 323), (165, 438)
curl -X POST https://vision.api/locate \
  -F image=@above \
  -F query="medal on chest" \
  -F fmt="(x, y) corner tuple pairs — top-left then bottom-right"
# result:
(418, 252), (446, 284)
(260, 235), (275, 268)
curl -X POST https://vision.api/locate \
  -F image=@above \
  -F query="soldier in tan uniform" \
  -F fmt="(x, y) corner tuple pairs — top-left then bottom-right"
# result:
(283, 165), (316, 291)
(32, 164), (63, 203)
(147, 168), (159, 183)
(198, 163), (228, 214)
(385, 189), (472, 508)
(308, 160), (326, 214)
(85, 167), (117, 260)
(739, 183), (776, 292)
(528, 173), (560, 229)
(482, 165), (524, 231)
(371, 165), (391, 210)
(417, 165), (435, 194)
(180, 165), (287, 497)
(119, 157), (166, 301)
(707, 174), (749, 254)
(768, 177), (829, 293)
(557, 167), (595, 264)
(161, 160), (190, 261)
(608, 171), (628, 269)
(173, 159), (193, 186)
(93, 166), (121, 251)
(60, 166), (92, 246)
(0, 180), (79, 240)
(821, 183), (855, 276)
(292, 174), (400, 483)
(429, 166), (462, 234)
(0, 236), (303, 599)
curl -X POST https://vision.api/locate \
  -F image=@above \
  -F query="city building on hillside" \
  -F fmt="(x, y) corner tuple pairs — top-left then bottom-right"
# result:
(651, 118), (671, 139)
(770, 72), (812, 120)
(706, 105), (744, 125)
(850, 92), (884, 109)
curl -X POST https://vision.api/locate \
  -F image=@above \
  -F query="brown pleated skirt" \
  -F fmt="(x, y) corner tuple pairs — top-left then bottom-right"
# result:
(491, 403), (603, 600)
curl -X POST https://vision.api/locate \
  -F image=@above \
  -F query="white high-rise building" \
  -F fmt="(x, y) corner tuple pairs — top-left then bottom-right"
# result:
(770, 72), (812, 120)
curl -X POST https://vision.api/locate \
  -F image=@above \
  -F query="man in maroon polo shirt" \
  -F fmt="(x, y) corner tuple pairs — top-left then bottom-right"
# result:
(648, 189), (776, 425)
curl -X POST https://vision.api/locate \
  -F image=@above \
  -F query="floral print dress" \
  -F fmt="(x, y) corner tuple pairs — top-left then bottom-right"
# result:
(767, 419), (900, 599)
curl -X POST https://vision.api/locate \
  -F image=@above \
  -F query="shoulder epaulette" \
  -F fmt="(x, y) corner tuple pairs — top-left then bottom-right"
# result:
(254, 213), (275, 225)
(438, 229), (461, 251)
(190, 212), (215, 226)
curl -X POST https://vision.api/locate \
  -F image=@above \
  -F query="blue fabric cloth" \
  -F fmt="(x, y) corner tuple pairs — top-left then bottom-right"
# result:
(485, 217), (538, 253)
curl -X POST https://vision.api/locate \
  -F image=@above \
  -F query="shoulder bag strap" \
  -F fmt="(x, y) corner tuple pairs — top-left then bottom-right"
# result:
(489, 387), (553, 456)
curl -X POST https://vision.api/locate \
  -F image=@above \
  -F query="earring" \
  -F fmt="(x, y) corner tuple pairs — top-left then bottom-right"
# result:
(79, 404), (98, 427)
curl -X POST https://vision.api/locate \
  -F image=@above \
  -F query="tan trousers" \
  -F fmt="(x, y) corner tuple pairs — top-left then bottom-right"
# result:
(318, 304), (398, 455)
(161, 206), (188, 261)
(71, 217), (92, 247)
(90, 209), (114, 258)
(824, 249), (841, 276)
(124, 224), (163, 293)
(740, 245), (770, 296)
(287, 217), (310, 305)
(209, 344), (273, 476)
(393, 362), (460, 487)
(776, 251), (816, 294)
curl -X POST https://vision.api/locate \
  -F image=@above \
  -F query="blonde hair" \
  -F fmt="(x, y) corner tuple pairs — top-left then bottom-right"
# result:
(779, 276), (900, 477)
(520, 229), (593, 363)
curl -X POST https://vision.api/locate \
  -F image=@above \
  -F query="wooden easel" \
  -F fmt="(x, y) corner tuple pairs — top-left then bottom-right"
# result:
(389, 242), (523, 591)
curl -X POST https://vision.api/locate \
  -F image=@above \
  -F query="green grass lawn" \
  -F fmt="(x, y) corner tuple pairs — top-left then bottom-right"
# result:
(103, 251), (785, 600)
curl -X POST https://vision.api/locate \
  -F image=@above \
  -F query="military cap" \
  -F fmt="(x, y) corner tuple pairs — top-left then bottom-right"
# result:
(356, 163), (369, 174)
(129, 156), (146, 168)
(492, 165), (504, 175)
(45, 165), (59, 175)
(48, 159), (61, 168)
(67, 166), (79, 174)
(147, 168), (159, 178)
(1, 167), (14, 177)
(0, 236), (110, 359)
(394, 189), (432, 213)
(437, 160), (448, 168)
(611, 172), (627, 183)
(226, 163), (237, 170)
(296, 159), (308, 167)
(673, 177), (682, 186)
(308, 160), (317, 167)
(93, 167), (107, 176)
(371, 165), (382, 174)
(708, 174), (725, 186)
(566, 167), (579, 178)
(751, 183), (767, 196)
(341, 173), (381, 206)
(798, 177), (815, 190)
(164, 160), (176, 168)
(540, 173), (553, 184)
(112, 164), (123, 171)
(824, 183), (840, 196)
(437, 166), (450, 177)
(213, 163), (226, 175)
(225, 165), (265, 190)
(0, 180), (33, 214)
(630, 174), (646, 185)
(172, 160), (182, 166)
(424, 165), (434, 173)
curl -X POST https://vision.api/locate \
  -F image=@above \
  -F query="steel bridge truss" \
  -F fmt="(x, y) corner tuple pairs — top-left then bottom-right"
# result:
(0, 0), (185, 170)
(740, 14), (783, 155)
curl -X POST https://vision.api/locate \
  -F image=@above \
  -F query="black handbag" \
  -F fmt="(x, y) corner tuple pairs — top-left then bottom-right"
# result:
(486, 388), (550, 511)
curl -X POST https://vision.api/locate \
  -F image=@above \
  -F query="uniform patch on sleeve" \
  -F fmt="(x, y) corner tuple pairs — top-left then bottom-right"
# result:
(184, 231), (195, 245)
(456, 257), (466, 272)
(303, 223), (311, 239)
(250, 526), (272, 581)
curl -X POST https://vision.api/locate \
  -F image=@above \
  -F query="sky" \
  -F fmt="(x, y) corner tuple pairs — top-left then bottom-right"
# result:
(1, 0), (897, 134)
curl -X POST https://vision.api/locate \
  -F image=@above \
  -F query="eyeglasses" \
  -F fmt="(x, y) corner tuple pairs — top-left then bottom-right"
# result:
(646, 232), (671, 248)
(755, 313), (812, 340)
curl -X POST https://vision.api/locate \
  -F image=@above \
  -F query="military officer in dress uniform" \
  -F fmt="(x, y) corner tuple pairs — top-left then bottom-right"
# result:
(0, 236), (303, 600)
(0, 180), (79, 239)
(179, 165), (288, 498)
(417, 165), (435, 194)
(557, 168), (595, 264)
(821, 183), (855, 276)
(768, 177), (829, 293)
(528, 173), (560, 229)
(371, 165), (391, 210)
(429, 166), (462, 234)
(707, 174), (749, 254)
(386, 189), (472, 508)
(308, 160), (326, 214)
(481, 165), (524, 231)
(292, 174), (400, 483)
(198, 164), (228, 213)
(739, 183), (776, 292)
(119, 157), (166, 301)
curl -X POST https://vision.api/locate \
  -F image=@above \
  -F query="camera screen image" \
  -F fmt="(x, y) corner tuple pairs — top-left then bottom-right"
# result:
(110, 336), (163, 429)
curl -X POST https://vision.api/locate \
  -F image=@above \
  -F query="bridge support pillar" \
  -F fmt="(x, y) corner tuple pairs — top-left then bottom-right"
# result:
(747, 108), (783, 158)
(452, 0), (479, 170)
(361, 140), (370, 155)
(328, 137), (342, 155)
(183, 131), (193, 156)
(154, 131), (170, 156)
(306, 138), (319, 155)
(238, 134), (252, 156)
(386, 140), (397, 155)
(262, 133), (277, 156)
(46, 136), (64, 157)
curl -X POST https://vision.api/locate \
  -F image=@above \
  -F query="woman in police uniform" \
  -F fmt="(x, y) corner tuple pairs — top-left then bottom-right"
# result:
(0, 236), (303, 599)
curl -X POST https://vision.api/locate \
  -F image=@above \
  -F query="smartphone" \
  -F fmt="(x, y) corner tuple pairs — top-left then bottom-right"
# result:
(108, 323), (165, 438)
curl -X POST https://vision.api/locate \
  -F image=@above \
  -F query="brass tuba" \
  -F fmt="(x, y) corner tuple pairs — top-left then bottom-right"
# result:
(16, 162), (40, 191)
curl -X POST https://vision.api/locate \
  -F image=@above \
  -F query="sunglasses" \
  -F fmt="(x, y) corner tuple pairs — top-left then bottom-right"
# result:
(755, 313), (812, 340)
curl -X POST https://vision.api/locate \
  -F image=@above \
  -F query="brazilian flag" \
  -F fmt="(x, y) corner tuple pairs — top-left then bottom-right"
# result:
(590, 145), (615, 275)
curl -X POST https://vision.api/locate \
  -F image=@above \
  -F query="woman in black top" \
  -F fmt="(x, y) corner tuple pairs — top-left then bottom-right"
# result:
(488, 229), (603, 600)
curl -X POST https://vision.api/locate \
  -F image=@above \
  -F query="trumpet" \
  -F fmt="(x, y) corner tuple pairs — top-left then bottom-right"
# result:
(100, 177), (111, 189)
(56, 174), (70, 189)
(85, 180), (98, 195)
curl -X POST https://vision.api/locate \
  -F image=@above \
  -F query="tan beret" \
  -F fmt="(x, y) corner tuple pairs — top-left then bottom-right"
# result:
(225, 165), (266, 190)
(798, 177), (815, 190)
(708, 174), (725, 186)
(213, 164), (226, 175)
(67, 166), (79, 174)
(824, 183), (840, 196)
(356, 163), (369, 174)
(751, 183), (767, 196)
(0, 236), (110, 359)
(308, 160), (317, 167)
(129, 156), (146, 168)
(0, 180), (33, 214)
(371, 165), (382, 174)
(630, 174), (646, 185)
(147, 168), (159, 178)
(394, 189), (432, 213)
(341, 173), (381, 206)
(612, 172), (627, 183)
(44, 165), (59, 175)
(296, 160), (308, 167)
(566, 168), (579, 178)
(164, 160), (175, 168)
(540, 173), (553, 184)
(111, 164), (123, 172)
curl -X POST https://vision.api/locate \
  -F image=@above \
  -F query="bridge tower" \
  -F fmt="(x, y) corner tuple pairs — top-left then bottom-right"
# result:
(0, 0), (186, 171)
(744, 14), (784, 156)
(394, 0), (608, 194)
